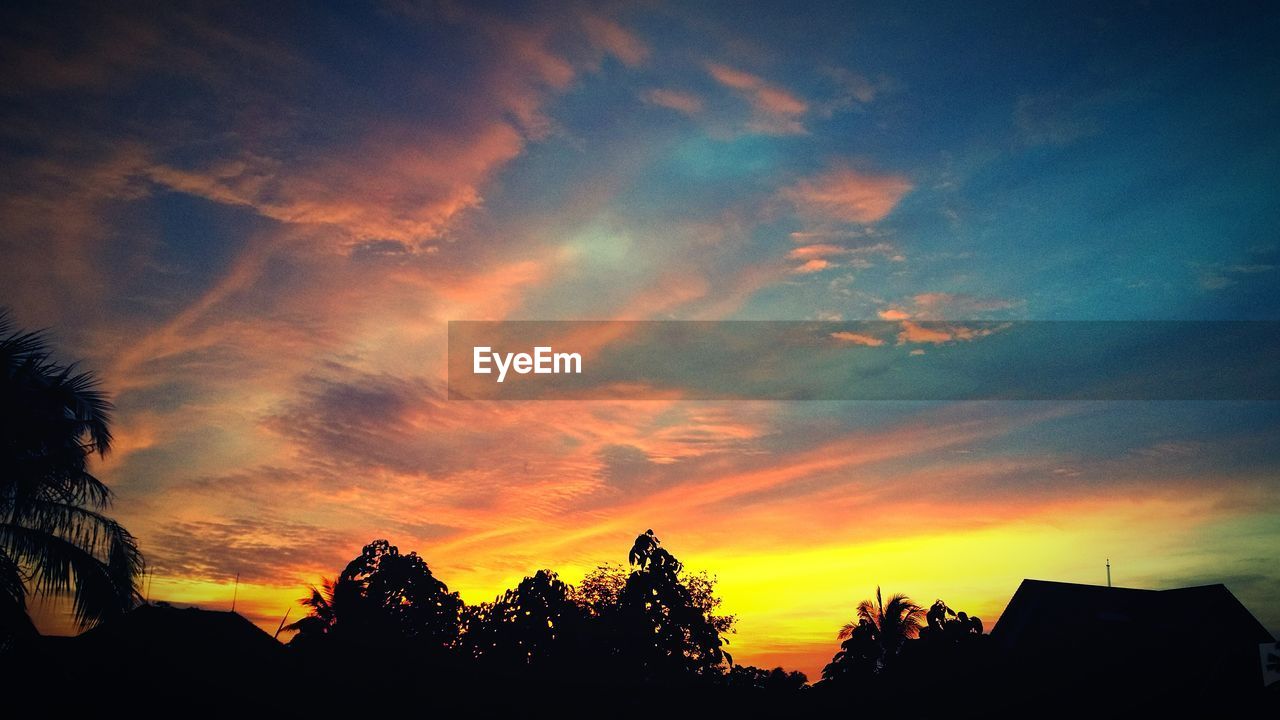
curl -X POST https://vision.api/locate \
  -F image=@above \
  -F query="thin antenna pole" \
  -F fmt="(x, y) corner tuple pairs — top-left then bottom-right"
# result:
(231, 572), (240, 613)
(1106, 558), (1111, 588)
(274, 608), (291, 639)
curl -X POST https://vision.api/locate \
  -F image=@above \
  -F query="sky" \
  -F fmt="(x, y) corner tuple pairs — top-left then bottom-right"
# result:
(2, 0), (1278, 678)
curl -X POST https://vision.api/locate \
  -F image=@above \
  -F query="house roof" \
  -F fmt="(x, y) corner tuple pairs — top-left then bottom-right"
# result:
(990, 578), (1274, 653)
(71, 603), (282, 658)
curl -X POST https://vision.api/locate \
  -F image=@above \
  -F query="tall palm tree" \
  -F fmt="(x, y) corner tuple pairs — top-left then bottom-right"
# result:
(838, 586), (924, 671)
(0, 311), (144, 642)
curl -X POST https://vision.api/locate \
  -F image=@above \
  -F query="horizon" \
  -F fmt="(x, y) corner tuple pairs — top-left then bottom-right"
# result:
(3, 0), (1278, 684)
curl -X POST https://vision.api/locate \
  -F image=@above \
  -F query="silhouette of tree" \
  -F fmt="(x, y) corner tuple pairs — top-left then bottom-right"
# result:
(576, 563), (628, 613)
(822, 618), (881, 683)
(919, 598), (983, 643)
(727, 664), (808, 692)
(0, 311), (143, 647)
(460, 569), (587, 672)
(288, 539), (461, 652)
(580, 538), (735, 685)
(823, 587), (923, 682)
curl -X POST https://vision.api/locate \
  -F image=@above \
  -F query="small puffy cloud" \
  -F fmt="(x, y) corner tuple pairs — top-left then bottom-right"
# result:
(706, 62), (808, 135)
(897, 321), (956, 345)
(830, 331), (885, 347)
(782, 165), (913, 224)
(642, 87), (704, 115)
(792, 258), (831, 274)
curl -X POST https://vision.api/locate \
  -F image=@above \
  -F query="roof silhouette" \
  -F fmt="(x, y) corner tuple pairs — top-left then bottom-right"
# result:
(992, 578), (1274, 648)
(69, 603), (282, 660)
(991, 578), (1273, 695)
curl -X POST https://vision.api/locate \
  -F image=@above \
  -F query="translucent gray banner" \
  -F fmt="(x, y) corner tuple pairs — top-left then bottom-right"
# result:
(447, 321), (1280, 400)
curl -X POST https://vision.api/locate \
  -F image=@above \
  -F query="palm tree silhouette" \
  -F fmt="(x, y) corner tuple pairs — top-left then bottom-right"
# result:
(0, 311), (143, 641)
(837, 586), (924, 672)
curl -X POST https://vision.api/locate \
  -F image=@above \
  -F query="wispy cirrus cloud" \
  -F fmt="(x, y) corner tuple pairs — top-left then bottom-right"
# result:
(581, 14), (650, 67)
(642, 87), (704, 115)
(706, 62), (808, 135)
(878, 293), (1023, 321)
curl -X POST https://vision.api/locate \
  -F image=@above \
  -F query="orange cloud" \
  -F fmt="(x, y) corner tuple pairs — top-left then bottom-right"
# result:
(896, 321), (1010, 345)
(792, 258), (831, 274)
(788, 244), (846, 260)
(783, 165), (913, 224)
(896, 321), (956, 345)
(829, 331), (885, 346)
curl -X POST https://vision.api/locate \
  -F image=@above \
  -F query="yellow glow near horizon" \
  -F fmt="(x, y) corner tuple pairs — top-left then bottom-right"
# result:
(32, 488), (1273, 683)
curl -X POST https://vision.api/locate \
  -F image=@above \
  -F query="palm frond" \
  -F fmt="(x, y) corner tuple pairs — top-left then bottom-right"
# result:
(0, 549), (26, 614)
(0, 517), (142, 628)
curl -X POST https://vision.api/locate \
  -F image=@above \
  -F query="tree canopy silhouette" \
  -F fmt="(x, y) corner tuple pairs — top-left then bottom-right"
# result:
(290, 533), (737, 689)
(0, 311), (143, 647)
(823, 587), (923, 682)
(580, 548), (734, 684)
(288, 539), (461, 653)
(460, 568), (588, 673)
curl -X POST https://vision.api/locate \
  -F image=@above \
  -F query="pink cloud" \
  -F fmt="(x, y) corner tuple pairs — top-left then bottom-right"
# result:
(146, 121), (525, 248)
(782, 165), (912, 224)
(706, 62), (808, 135)
(581, 15), (650, 67)
(642, 88), (704, 115)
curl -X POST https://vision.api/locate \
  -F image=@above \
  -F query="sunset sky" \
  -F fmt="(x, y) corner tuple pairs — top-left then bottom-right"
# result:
(2, 1), (1278, 678)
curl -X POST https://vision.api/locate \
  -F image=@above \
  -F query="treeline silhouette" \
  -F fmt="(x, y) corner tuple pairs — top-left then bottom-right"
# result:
(9, 533), (1272, 716)
(283, 537), (771, 691)
(262, 536), (998, 714)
